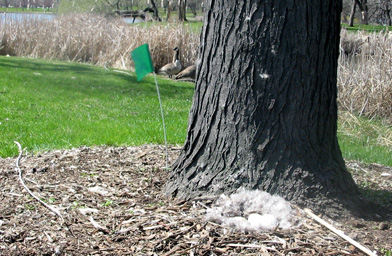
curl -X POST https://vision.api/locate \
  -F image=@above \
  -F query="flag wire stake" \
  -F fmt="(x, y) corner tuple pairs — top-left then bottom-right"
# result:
(153, 71), (169, 170)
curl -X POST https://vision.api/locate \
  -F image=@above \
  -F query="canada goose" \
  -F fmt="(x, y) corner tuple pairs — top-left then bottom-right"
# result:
(175, 64), (196, 80)
(158, 47), (181, 78)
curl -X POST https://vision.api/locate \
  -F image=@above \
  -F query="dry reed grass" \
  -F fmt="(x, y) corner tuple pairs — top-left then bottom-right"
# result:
(1, 13), (391, 121)
(0, 13), (198, 70)
(339, 30), (392, 122)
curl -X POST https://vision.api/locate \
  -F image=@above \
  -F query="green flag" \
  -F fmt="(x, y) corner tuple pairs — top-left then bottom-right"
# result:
(131, 44), (154, 81)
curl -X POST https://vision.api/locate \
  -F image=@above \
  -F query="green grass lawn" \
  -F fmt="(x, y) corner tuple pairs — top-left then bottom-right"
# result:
(338, 112), (392, 166)
(0, 56), (390, 167)
(0, 56), (194, 157)
(341, 23), (392, 32)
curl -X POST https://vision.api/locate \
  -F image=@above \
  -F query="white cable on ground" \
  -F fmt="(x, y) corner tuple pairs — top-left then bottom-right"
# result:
(14, 141), (64, 222)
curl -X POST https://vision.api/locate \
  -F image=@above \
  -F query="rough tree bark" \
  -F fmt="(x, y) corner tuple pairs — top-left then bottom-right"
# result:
(164, 1), (363, 218)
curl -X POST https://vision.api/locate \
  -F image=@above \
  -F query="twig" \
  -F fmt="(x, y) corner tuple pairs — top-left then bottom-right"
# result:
(24, 177), (39, 185)
(196, 201), (208, 209)
(14, 141), (64, 222)
(304, 208), (377, 256)
(226, 243), (275, 252)
(174, 244), (200, 255)
(89, 216), (110, 234)
(226, 243), (267, 249)
(193, 195), (220, 201)
(162, 244), (184, 256)
(116, 226), (137, 234)
(156, 223), (197, 245)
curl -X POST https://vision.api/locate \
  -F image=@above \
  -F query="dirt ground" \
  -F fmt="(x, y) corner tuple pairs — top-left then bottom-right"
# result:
(0, 145), (391, 255)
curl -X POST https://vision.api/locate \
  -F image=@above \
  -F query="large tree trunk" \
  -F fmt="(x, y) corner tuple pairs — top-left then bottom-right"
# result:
(164, 1), (362, 218)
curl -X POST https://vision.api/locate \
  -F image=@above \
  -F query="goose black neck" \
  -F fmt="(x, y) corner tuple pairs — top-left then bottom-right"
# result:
(173, 49), (179, 62)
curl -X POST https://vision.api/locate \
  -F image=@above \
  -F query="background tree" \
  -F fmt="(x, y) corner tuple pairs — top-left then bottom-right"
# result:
(351, 0), (369, 25)
(346, 0), (392, 26)
(147, 0), (161, 21)
(187, 0), (197, 16)
(373, 0), (392, 25)
(349, 0), (358, 26)
(164, 1), (364, 218)
(359, 0), (369, 24)
(165, 0), (172, 21)
(178, 0), (186, 21)
(104, 0), (121, 10)
(2, 0), (9, 7)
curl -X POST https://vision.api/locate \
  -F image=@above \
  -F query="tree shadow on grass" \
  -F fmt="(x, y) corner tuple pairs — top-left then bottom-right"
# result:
(112, 70), (195, 99)
(0, 56), (195, 99)
(0, 56), (93, 73)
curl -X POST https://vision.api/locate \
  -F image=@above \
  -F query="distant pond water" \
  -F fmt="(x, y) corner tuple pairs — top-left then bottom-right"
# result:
(0, 12), (141, 24)
(0, 12), (54, 22)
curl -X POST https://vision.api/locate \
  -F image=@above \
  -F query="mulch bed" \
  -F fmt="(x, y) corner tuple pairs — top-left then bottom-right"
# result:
(0, 145), (391, 255)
